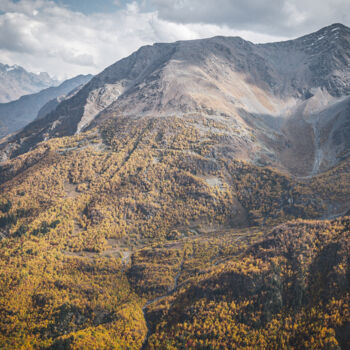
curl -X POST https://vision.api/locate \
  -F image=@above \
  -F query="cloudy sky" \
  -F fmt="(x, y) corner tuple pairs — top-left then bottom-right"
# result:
(0, 0), (349, 79)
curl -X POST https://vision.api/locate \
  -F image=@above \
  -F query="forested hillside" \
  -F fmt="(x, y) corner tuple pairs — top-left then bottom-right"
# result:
(1, 22), (350, 350)
(0, 114), (349, 349)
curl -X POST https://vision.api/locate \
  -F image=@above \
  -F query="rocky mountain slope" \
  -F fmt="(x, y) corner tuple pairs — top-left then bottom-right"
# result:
(0, 24), (349, 350)
(0, 74), (92, 140)
(0, 63), (58, 103)
(1, 23), (350, 176)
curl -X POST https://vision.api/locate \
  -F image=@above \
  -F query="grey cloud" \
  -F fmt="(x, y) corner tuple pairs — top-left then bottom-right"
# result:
(60, 51), (95, 66)
(150, 0), (350, 37)
(0, 0), (255, 78)
(0, 13), (42, 53)
(1, 0), (346, 79)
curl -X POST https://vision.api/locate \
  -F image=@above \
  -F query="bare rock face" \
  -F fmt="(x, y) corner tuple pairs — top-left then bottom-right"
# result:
(1, 23), (350, 176)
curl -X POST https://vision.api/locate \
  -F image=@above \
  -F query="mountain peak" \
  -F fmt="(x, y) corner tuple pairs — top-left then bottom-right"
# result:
(297, 22), (350, 43)
(314, 22), (350, 38)
(0, 62), (59, 103)
(322, 22), (349, 31)
(2, 24), (350, 176)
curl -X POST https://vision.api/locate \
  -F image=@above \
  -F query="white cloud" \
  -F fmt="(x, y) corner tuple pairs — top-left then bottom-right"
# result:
(0, 0), (348, 79)
(0, 0), (288, 79)
(150, 0), (350, 37)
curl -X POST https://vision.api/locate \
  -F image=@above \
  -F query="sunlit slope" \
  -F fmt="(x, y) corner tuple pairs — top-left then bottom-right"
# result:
(2, 24), (350, 176)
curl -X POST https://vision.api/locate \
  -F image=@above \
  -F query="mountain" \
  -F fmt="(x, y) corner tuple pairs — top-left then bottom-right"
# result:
(0, 74), (93, 140)
(1, 23), (350, 176)
(0, 24), (349, 350)
(0, 63), (58, 103)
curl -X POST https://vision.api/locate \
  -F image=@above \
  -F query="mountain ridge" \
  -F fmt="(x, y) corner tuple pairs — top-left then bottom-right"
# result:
(0, 62), (59, 103)
(0, 74), (93, 141)
(1, 23), (350, 176)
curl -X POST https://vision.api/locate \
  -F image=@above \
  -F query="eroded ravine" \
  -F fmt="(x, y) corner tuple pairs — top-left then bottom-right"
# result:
(140, 258), (185, 349)
(311, 119), (323, 175)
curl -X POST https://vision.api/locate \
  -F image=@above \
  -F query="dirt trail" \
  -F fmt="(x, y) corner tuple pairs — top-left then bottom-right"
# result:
(121, 251), (131, 266)
(61, 239), (132, 268)
(63, 181), (79, 198)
